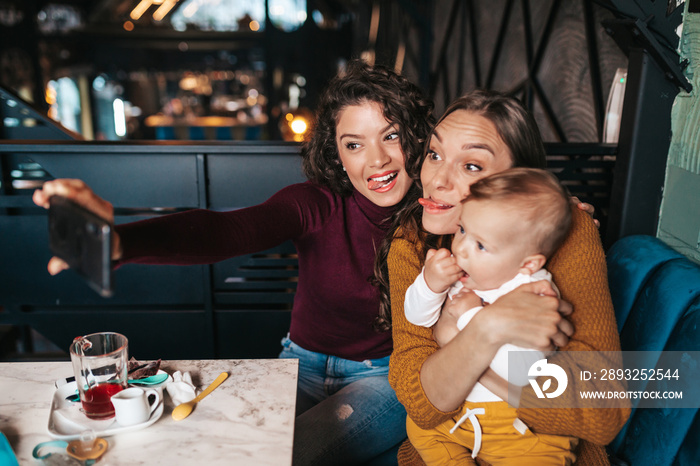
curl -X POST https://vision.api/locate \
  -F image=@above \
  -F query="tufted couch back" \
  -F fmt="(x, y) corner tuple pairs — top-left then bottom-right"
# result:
(606, 235), (700, 465)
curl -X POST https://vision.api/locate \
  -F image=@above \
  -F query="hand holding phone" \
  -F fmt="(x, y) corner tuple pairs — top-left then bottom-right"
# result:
(48, 195), (113, 297)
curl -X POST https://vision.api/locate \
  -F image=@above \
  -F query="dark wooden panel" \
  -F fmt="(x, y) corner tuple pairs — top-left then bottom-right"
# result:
(25, 153), (201, 208)
(207, 153), (305, 208)
(0, 143), (304, 359)
(214, 310), (291, 359)
(212, 241), (297, 297)
(27, 309), (214, 360)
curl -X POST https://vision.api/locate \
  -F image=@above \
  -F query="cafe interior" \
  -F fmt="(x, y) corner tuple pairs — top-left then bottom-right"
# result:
(1, 0), (700, 464)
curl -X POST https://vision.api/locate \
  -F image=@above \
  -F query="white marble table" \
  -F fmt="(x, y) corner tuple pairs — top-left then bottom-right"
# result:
(0, 359), (298, 465)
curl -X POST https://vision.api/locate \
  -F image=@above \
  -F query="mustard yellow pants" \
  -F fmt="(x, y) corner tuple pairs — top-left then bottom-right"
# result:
(406, 401), (578, 466)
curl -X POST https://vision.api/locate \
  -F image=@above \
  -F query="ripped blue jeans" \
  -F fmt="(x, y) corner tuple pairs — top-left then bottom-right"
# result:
(279, 335), (407, 466)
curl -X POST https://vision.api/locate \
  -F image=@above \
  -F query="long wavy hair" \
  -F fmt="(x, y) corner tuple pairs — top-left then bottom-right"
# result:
(299, 59), (434, 332)
(301, 60), (434, 196)
(373, 89), (547, 330)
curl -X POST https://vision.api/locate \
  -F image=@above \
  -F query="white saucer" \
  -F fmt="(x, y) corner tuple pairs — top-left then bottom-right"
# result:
(47, 381), (164, 440)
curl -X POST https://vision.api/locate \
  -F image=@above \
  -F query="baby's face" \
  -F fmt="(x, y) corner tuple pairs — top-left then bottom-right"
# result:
(451, 199), (535, 291)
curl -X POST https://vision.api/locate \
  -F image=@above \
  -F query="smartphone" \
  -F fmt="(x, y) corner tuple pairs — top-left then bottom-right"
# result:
(48, 196), (113, 297)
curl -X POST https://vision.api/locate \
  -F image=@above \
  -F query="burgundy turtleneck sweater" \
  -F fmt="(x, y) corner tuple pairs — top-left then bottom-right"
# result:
(115, 181), (396, 361)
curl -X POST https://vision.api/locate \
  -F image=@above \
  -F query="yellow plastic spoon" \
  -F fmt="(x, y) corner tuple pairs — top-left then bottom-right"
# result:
(171, 372), (229, 421)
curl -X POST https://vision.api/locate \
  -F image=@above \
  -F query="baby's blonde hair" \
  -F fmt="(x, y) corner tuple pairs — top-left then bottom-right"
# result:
(465, 167), (572, 258)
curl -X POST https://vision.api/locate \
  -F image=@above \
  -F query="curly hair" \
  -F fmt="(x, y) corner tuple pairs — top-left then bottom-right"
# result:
(373, 89), (547, 329)
(301, 59), (434, 196)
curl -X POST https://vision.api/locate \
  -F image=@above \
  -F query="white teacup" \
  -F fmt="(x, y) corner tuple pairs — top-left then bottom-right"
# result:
(111, 387), (160, 427)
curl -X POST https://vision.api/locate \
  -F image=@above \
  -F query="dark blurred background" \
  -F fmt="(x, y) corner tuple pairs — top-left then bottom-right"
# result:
(1, 0), (636, 144)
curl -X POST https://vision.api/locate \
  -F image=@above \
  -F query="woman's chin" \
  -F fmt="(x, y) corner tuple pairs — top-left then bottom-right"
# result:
(421, 211), (459, 235)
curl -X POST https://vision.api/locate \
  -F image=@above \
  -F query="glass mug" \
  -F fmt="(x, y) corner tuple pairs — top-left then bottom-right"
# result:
(70, 332), (129, 419)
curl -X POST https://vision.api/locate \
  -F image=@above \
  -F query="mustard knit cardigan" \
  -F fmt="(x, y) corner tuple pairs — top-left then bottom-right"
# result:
(388, 208), (630, 466)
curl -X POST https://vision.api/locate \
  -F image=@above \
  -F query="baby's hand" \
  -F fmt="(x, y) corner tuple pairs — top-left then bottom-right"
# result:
(433, 290), (482, 347)
(443, 289), (483, 320)
(571, 196), (600, 228)
(424, 248), (464, 293)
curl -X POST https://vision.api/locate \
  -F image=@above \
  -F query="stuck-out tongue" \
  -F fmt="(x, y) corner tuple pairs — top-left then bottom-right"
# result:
(419, 198), (444, 209)
(368, 179), (389, 190)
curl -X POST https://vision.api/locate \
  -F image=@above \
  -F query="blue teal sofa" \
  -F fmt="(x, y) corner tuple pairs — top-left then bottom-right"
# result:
(605, 235), (700, 466)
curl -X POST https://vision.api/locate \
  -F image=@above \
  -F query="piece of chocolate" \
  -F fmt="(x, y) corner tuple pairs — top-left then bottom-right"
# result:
(127, 357), (161, 379)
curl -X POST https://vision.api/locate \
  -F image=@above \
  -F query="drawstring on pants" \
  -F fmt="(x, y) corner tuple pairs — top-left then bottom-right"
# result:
(449, 407), (486, 459)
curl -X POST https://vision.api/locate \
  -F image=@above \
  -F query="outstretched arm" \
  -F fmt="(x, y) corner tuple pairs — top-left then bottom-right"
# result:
(34, 179), (324, 269)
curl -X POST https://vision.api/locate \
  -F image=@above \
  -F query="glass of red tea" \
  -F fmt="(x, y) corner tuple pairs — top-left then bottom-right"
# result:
(70, 332), (128, 419)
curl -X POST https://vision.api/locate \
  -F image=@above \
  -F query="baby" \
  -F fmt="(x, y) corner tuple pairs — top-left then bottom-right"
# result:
(404, 167), (577, 465)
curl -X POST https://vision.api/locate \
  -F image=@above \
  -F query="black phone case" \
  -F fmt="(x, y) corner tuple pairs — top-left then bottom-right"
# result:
(48, 196), (113, 297)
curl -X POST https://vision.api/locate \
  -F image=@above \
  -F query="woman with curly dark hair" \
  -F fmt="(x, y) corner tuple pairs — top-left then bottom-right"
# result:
(34, 59), (434, 465)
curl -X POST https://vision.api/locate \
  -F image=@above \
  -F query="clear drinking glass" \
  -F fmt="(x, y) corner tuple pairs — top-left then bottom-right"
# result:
(69, 332), (128, 419)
